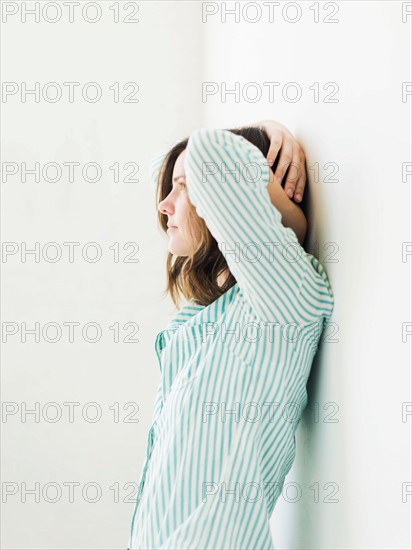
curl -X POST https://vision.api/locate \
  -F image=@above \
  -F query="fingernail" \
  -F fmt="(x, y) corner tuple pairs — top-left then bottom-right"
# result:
(295, 193), (302, 202)
(286, 188), (293, 198)
(267, 158), (274, 167)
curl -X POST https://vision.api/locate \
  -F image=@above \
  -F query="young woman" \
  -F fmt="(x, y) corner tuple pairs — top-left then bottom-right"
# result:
(128, 120), (334, 550)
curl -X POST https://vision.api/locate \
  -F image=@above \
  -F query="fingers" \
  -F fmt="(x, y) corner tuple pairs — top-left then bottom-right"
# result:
(284, 148), (306, 202)
(264, 126), (307, 203)
(266, 135), (282, 169)
(273, 139), (293, 188)
(292, 157), (307, 203)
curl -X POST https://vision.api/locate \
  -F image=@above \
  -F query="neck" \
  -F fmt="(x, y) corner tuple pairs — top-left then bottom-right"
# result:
(217, 268), (229, 288)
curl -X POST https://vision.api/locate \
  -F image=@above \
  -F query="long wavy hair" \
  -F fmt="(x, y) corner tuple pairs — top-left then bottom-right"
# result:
(154, 126), (307, 310)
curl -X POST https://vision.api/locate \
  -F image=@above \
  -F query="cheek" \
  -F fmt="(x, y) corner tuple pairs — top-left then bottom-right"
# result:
(176, 196), (200, 240)
(176, 194), (190, 219)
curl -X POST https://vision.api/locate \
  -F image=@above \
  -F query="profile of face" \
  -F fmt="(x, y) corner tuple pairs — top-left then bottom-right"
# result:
(157, 149), (201, 257)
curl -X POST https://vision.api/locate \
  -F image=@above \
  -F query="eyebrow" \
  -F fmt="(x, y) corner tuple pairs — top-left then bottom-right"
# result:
(173, 175), (186, 182)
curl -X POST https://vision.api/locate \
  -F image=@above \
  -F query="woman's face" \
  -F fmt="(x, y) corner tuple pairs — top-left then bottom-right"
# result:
(158, 149), (200, 257)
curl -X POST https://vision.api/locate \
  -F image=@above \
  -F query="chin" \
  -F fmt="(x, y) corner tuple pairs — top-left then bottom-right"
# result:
(168, 243), (189, 257)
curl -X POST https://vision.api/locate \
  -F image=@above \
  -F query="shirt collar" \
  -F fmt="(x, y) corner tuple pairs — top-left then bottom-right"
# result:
(168, 283), (239, 329)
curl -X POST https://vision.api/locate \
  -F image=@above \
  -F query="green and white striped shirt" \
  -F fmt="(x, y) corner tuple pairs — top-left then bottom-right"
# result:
(128, 128), (334, 549)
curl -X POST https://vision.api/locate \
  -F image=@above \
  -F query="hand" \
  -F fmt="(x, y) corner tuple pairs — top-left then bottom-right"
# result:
(251, 119), (306, 203)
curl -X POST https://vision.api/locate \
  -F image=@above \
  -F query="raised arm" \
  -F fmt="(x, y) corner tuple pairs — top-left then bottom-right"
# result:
(183, 127), (327, 325)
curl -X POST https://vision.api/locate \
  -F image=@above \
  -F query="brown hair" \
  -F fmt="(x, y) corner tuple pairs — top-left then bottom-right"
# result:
(155, 126), (306, 310)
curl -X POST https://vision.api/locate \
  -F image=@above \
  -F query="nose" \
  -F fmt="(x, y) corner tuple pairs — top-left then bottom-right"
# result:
(158, 194), (174, 215)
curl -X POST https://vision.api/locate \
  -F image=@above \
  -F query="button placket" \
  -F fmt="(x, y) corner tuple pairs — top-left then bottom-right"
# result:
(154, 327), (177, 355)
(154, 330), (165, 369)
(134, 423), (156, 511)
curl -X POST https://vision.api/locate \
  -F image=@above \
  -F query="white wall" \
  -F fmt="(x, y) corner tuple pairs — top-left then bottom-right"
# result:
(2, 1), (411, 549)
(199, 1), (411, 548)
(1, 2), (203, 548)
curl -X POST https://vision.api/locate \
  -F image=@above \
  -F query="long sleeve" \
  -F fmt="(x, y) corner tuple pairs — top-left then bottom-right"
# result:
(183, 127), (333, 326)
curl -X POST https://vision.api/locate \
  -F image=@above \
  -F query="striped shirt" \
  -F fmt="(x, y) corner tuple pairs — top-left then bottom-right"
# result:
(128, 128), (334, 549)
